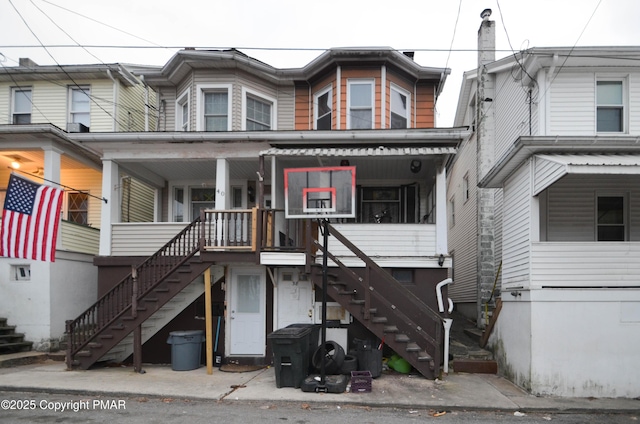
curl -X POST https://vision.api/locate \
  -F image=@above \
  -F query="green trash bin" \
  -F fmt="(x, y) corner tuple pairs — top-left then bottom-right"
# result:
(268, 326), (312, 388)
(167, 330), (205, 371)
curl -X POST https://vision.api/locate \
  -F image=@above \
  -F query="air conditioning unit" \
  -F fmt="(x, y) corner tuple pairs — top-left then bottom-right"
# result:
(67, 123), (90, 133)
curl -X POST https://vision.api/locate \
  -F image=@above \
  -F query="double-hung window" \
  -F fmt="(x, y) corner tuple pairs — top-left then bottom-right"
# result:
(177, 90), (189, 131)
(197, 85), (231, 131)
(314, 86), (332, 130)
(12, 88), (32, 124)
(596, 80), (624, 132)
(243, 88), (275, 131)
(597, 195), (625, 241)
(204, 91), (229, 131)
(390, 84), (410, 128)
(348, 80), (374, 129)
(69, 86), (90, 127)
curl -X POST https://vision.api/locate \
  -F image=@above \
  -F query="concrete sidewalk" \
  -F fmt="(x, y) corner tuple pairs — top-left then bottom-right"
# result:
(0, 355), (639, 413)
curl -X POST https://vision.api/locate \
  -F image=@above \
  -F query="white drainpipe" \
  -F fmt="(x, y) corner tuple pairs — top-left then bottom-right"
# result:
(435, 278), (454, 374)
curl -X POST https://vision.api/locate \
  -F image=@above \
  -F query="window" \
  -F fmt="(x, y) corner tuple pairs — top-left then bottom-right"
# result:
(348, 80), (374, 129)
(390, 84), (410, 128)
(597, 195), (625, 241)
(204, 91), (228, 131)
(463, 173), (470, 202)
(190, 187), (216, 220)
(177, 91), (189, 131)
(597, 80), (624, 132)
(392, 269), (414, 285)
(11, 265), (31, 282)
(173, 187), (184, 222)
(449, 197), (455, 227)
(12, 88), (32, 124)
(246, 96), (271, 130)
(314, 86), (332, 130)
(358, 186), (417, 223)
(69, 86), (90, 127)
(67, 192), (89, 225)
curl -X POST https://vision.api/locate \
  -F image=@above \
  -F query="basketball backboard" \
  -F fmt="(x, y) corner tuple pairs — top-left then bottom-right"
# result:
(284, 166), (356, 219)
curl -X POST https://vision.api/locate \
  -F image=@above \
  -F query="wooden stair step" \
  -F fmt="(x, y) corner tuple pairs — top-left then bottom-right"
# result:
(383, 325), (399, 333)
(395, 334), (410, 343)
(418, 351), (433, 362)
(336, 290), (356, 296)
(371, 316), (388, 324)
(406, 342), (421, 352)
(350, 299), (365, 305)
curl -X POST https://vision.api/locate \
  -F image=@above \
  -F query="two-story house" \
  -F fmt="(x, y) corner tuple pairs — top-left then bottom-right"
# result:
(449, 10), (640, 397)
(64, 48), (470, 378)
(0, 59), (156, 352)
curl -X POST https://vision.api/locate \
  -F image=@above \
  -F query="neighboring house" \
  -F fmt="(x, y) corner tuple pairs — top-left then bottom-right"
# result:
(449, 9), (640, 397)
(0, 59), (157, 352)
(64, 48), (470, 379)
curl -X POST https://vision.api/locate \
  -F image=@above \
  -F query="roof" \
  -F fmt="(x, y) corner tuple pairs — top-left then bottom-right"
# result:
(479, 136), (640, 188)
(260, 146), (456, 157)
(0, 61), (143, 87)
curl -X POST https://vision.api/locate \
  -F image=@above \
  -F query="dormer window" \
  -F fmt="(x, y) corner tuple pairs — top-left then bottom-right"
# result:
(347, 80), (374, 129)
(314, 86), (332, 130)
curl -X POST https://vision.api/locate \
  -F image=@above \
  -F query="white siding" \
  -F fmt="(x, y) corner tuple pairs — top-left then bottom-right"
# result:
(548, 72), (595, 135)
(493, 186), (504, 290)
(501, 162), (532, 288)
(120, 177), (155, 223)
(117, 82), (151, 132)
(326, 223), (438, 267)
(494, 71), (536, 160)
(546, 174), (640, 241)
(531, 242), (640, 288)
(629, 73), (640, 134)
(533, 156), (566, 195)
(447, 134), (478, 303)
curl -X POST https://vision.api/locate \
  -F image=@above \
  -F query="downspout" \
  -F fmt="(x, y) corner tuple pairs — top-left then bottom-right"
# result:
(436, 278), (454, 374)
(106, 69), (119, 131)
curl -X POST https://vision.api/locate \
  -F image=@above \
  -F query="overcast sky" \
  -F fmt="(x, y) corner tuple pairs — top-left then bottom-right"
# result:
(2, 0), (640, 126)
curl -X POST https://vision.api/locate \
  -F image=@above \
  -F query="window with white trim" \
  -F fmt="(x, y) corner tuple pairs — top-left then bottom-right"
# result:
(347, 80), (374, 129)
(177, 91), (189, 131)
(245, 95), (272, 130)
(69, 86), (90, 127)
(171, 185), (216, 222)
(596, 80), (624, 133)
(449, 196), (455, 227)
(463, 173), (470, 202)
(204, 90), (229, 131)
(197, 85), (232, 131)
(597, 195), (625, 241)
(314, 86), (332, 130)
(12, 87), (32, 124)
(390, 84), (410, 128)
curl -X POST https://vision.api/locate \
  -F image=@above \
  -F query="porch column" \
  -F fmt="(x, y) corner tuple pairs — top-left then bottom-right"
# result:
(435, 164), (448, 255)
(99, 160), (119, 256)
(215, 158), (230, 210)
(42, 146), (62, 187)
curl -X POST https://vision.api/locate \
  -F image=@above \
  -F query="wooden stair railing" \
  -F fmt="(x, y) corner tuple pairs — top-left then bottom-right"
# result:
(311, 222), (444, 379)
(65, 216), (204, 370)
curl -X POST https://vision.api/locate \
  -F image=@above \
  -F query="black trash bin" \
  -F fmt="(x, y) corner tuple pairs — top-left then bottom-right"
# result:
(286, 323), (320, 372)
(268, 326), (312, 388)
(166, 330), (205, 371)
(354, 338), (383, 378)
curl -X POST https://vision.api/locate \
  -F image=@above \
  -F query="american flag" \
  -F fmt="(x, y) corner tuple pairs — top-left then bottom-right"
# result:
(1, 174), (64, 262)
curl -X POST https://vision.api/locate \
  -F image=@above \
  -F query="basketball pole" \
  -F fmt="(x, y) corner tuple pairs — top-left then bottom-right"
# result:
(319, 218), (328, 388)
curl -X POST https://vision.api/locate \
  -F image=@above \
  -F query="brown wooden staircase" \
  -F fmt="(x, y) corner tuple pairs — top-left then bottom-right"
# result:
(307, 222), (445, 380)
(66, 217), (211, 370)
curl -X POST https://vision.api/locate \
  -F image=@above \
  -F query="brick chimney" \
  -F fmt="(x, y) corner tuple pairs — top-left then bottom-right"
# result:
(19, 58), (39, 67)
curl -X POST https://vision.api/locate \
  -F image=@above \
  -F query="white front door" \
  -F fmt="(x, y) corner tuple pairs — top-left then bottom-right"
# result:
(229, 267), (266, 356)
(276, 269), (314, 329)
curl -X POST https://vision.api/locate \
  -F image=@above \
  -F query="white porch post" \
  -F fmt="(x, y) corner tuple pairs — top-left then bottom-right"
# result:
(215, 158), (230, 210)
(42, 147), (62, 187)
(435, 164), (448, 255)
(99, 160), (119, 256)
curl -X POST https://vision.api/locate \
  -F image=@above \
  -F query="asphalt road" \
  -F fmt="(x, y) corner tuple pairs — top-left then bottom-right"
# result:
(0, 391), (637, 423)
